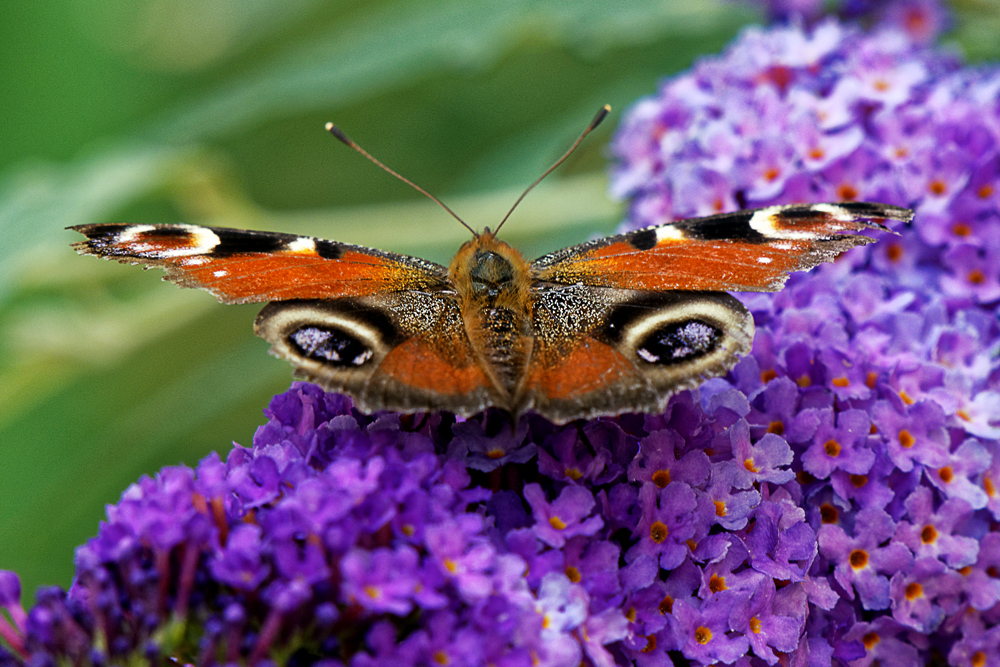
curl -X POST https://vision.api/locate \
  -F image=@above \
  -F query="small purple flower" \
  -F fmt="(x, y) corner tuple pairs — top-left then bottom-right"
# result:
(729, 577), (804, 664)
(888, 557), (962, 633)
(801, 408), (876, 479)
(627, 482), (699, 570)
(523, 483), (604, 548)
(893, 486), (979, 569)
(671, 597), (751, 664)
(727, 419), (795, 486)
(818, 507), (914, 610)
(209, 524), (270, 591)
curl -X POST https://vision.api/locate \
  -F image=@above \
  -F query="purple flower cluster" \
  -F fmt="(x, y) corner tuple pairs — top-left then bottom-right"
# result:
(3, 17), (1000, 667)
(1, 389), (633, 666)
(740, 0), (949, 44)
(610, 16), (1000, 666)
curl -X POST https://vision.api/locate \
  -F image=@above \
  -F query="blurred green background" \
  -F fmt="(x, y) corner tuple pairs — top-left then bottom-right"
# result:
(2, 0), (998, 599)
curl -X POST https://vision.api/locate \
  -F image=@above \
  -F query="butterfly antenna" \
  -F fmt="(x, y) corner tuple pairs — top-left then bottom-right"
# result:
(325, 122), (477, 236)
(494, 104), (611, 235)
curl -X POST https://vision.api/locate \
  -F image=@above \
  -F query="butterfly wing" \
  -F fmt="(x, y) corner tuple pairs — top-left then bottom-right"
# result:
(517, 285), (753, 422)
(72, 223), (504, 413)
(254, 294), (503, 416)
(71, 223), (449, 303)
(531, 202), (912, 291)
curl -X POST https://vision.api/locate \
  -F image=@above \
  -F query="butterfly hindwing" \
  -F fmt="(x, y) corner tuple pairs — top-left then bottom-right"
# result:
(531, 202), (912, 292)
(71, 223), (448, 303)
(254, 293), (502, 417)
(518, 285), (754, 421)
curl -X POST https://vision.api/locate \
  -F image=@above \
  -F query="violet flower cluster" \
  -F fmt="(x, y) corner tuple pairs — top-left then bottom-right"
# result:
(2, 16), (1000, 667)
(741, 0), (949, 44)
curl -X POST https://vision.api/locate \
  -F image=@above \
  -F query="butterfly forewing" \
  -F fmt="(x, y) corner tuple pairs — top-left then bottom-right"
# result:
(531, 202), (912, 292)
(71, 223), (448, 304)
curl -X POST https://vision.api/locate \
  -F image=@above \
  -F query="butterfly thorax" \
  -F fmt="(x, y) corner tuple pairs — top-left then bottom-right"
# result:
(449, 230), (534, 399)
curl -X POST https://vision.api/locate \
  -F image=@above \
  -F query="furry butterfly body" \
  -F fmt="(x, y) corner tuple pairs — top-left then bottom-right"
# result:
(71, 201), (911, 423)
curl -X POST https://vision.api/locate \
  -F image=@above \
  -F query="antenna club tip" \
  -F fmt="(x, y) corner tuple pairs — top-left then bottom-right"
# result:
(325, 122), (352, 145)
(591, 105), (611, 129)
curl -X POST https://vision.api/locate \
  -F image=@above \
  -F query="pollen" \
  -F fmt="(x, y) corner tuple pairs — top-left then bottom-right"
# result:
(809, 147), (825, 160)
(565, 565), (581, 583)
(714, 500), (727, 517)
(938, 466), (954, 483)
(898, 430), (915, 448)
(862, 632), (880, 649)
(763, 167), (781, 182)
(824, 439), (841, 457)
(920, 525), (938, 544)
(832, 376), (850, 387)
(796, 375), (812, 388)
(952, 222), (972, 237)
(564, 467), (582, 480)
(695, 626), (712, 645)
(761, 369), (778, 382)
(850, 549), (869, 569)
(549, 516), (567, 530)
(985, 475), (996, 497)
(968, 269), (986, 285)
(659, 595), (674, 615)
(978, 184), (994, 198)
(928, 179), (947, 196)
(905, 582), (924, 600)
(767, 421), (784, 435)
(709, 574), (727, 592)
(487, 448), (505, 459)
(837, 184), (859, 200)
(649, 521), (669, 543)
(444, 558), (458, 573)
(744, 458), (759, 473)
(641, 634), (657, 653)
(873, 78), (891, 92)
(900, 390), (915, 405)
(433, 650), (450, 665)
(886, 242), (904, 263)
(651, 470), (671, 488)
(866, 372), (879, 389)
(850, 474), (868, 488)
(749, 616), (762, 633)
(972, 650), (987, 667)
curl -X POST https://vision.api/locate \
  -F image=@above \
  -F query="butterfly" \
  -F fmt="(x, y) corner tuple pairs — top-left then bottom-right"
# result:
(71, 107), (912, 423)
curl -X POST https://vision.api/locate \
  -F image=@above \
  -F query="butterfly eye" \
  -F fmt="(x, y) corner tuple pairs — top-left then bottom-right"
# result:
(289, 326), (374, 367)
(635, 320), (722, 365)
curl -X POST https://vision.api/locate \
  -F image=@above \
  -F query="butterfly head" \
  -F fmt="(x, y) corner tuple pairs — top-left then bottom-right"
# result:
(449, 227), (531, 302)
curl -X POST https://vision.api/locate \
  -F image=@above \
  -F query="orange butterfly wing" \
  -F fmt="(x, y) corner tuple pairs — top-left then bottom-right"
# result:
(531, 202), (912, 292)
(71, 223), (448, 303)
